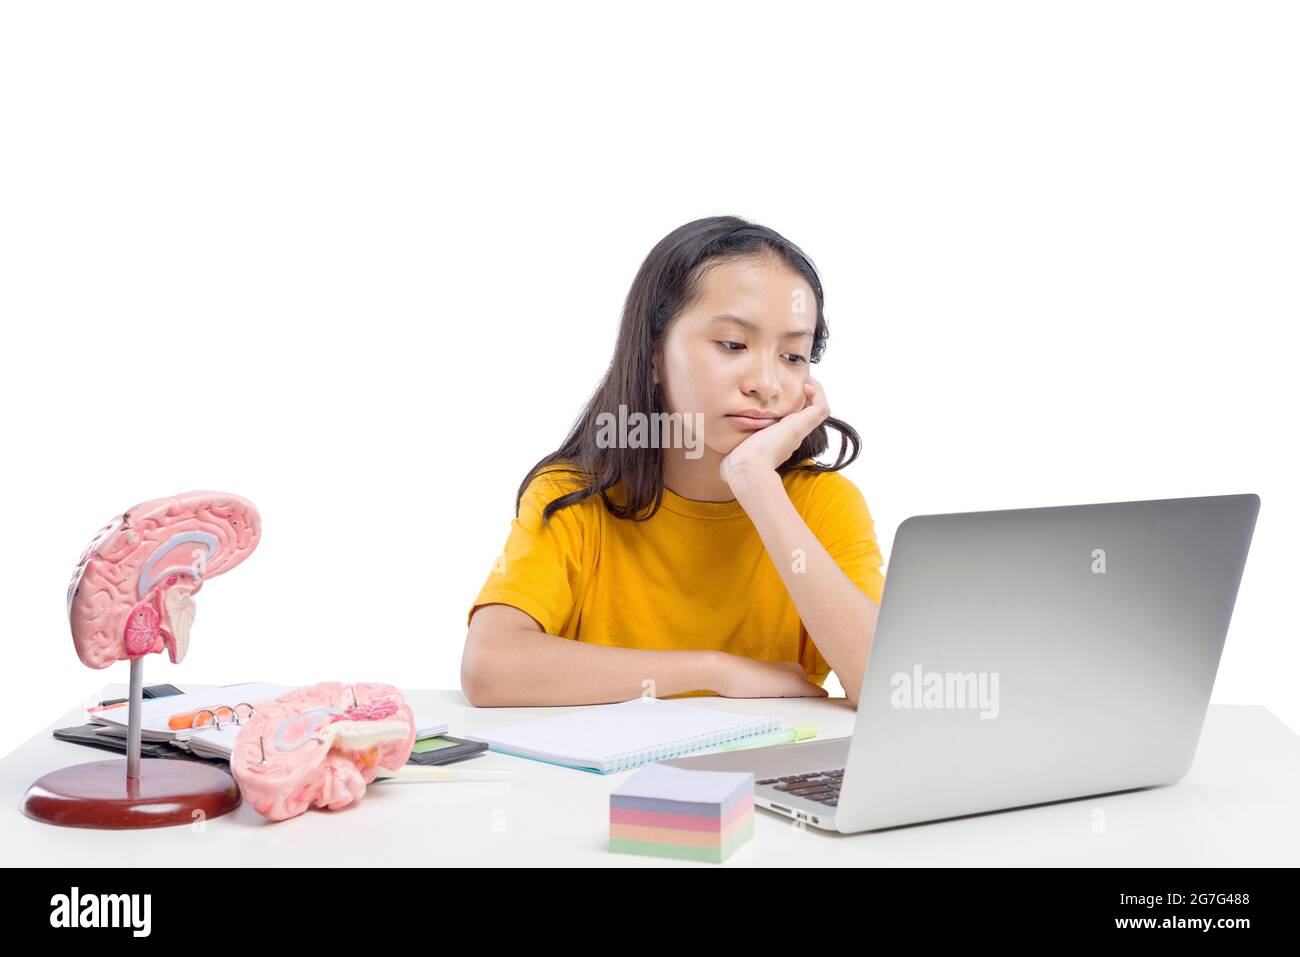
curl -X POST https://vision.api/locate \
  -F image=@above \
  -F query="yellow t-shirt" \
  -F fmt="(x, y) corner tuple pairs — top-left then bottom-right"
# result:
(467, 461), (886, 696)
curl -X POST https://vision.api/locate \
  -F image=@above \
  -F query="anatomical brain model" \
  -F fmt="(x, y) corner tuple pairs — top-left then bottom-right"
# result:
(62, 492), (413, 825)
(22, 491), (263, 830)
(67, 491), (261, 668)
(232, 682), (416, 821)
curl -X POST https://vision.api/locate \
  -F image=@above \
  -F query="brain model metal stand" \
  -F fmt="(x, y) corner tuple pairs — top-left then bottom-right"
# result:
(232, 682), (416, 822)
(23, 491), (262, 829)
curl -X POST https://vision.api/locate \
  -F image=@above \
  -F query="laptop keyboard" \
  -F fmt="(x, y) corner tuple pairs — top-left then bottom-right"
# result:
(757, 768), (844, 806)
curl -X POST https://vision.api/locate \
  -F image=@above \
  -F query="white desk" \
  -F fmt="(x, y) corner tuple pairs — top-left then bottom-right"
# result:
(3, 687), (1298, 866)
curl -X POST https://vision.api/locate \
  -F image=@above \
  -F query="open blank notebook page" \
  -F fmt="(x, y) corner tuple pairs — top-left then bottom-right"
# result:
(465, 697), (782, 773)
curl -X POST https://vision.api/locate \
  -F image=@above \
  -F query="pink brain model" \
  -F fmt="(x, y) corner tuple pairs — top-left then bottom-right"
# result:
(232, 683), (416, 822)
(67, 491), (261, 669)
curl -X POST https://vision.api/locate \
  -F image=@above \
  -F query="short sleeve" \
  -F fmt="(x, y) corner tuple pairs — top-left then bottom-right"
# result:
(798, 473), (887, 682)
(815, 475), (886, 604)
(467, 468), (590, 636)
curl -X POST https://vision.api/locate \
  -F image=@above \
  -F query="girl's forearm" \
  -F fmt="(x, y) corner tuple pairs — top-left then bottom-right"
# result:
(731, 470), (880, 707)
(462, 627), (724, 707)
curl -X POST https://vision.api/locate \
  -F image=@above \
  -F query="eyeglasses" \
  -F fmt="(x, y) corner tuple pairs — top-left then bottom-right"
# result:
(167, 702), (257, 731)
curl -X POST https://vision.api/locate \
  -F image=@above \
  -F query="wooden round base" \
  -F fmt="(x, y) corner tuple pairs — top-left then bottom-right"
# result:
(22, 758), (241, 829)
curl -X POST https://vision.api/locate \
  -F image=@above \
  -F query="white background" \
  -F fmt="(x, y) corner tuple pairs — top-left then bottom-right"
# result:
(1, 1), (1295, 759)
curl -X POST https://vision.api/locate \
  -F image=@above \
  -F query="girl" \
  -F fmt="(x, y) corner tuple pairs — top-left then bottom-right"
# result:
(462, 216), (885, 708)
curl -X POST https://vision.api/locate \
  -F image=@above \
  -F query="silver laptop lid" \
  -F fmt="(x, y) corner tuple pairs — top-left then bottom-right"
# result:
(835, 493), (1260, 833)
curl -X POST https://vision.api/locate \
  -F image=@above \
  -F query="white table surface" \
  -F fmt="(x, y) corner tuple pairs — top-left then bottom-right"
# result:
(3, 687), (1298, 866)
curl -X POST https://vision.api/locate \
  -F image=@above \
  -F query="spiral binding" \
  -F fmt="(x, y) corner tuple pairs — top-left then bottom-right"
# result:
(605, 702), (780, 773)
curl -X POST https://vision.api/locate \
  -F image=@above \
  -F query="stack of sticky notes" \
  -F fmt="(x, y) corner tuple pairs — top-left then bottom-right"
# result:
(609, 763), (754, 863)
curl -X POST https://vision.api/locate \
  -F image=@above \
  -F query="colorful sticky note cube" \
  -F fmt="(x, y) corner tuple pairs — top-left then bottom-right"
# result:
(609, 763), (754, 863)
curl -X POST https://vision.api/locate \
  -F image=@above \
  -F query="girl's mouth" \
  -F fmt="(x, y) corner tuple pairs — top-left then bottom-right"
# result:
(727, 414), (779, 429)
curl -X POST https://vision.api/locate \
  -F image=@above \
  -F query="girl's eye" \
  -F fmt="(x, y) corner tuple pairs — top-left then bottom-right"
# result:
(717, 341), (807, 364)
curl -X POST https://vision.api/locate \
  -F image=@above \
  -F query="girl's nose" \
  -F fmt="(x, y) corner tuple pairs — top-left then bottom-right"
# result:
(741, 355), (781, 402)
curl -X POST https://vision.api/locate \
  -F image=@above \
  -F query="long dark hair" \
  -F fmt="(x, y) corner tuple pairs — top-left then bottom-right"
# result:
(518, 215), (861, 523)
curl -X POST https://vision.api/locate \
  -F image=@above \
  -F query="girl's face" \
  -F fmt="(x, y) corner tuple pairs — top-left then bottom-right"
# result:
(653, 254), (817, 457)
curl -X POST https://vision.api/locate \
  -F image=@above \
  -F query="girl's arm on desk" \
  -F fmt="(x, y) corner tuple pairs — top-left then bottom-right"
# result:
(461, 604), (828, 707)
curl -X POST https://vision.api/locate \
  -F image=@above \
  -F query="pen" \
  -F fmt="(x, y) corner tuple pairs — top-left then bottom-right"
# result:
(373, 766), (513, 783)
(88, 701), (128, 714)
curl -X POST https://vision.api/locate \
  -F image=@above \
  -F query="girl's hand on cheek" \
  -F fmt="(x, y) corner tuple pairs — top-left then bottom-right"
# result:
(719, 378), (831, 492)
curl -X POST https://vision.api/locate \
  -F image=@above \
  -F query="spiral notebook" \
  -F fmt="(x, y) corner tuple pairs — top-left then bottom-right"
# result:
(464, 698), (782, 774)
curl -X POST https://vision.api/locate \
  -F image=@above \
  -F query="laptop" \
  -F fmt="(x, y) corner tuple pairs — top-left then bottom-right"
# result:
(664, 493), (1260, 833)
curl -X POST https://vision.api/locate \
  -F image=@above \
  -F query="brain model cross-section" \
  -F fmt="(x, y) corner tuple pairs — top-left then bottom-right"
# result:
(232, 683), (416, 821)
(67, 491), (262, 670)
